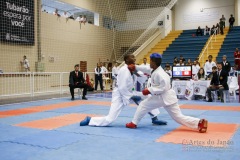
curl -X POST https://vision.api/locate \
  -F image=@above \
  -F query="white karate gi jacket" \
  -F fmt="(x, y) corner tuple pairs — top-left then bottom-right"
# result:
(116, 64), (138, 105)
(136, 65), (178, 106)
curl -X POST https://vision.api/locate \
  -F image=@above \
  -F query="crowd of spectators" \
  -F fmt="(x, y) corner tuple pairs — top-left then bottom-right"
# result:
(165, 52), (239, 80)
(162, 53), (239, 102)
(42, 8), (90, 24)
(195, 14), (235, 36)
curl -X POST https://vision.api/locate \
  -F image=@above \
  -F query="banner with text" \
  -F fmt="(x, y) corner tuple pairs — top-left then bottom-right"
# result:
(0, 0), (34, 45)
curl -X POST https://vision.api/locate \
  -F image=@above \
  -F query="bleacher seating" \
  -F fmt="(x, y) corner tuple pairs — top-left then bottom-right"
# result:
(216, 26), (240, 65)
(161, 29), (209, 67)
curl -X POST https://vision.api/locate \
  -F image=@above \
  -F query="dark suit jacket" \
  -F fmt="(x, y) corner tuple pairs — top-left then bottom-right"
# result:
(69, 71), (85, 85)
(210, 70), (229, 90)
(221, 61), (231, 73)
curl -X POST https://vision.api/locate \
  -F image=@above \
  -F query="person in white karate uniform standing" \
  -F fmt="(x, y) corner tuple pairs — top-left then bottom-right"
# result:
(80, 54), (167, 127)
(126, 53), (208, 133)
(111, 63), (119, 89)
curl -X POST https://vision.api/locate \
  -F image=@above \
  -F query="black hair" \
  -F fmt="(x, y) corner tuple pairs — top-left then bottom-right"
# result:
(197, 68), (205, 79)
(124, 54), (132, 62)
(212, 66), (217, 70)
(151, 58), (162, 67)
(208, 55), (213, 58)
(217, 62), (222, 65)
(74, 64), (79, 67)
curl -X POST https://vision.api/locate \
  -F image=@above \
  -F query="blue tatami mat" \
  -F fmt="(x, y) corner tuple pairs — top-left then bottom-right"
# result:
(0, 124), (40, 141)
(9, 130), (89, 149)
(0, 142), (49, 160)
(0, 93), (239, 160)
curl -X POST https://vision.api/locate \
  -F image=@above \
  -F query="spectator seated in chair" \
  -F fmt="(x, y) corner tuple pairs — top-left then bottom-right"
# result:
(69, 64), (88, 100)
(193, 68), (206, 81)
(207, 62), (229, 102)
(207, 66), (217, 80)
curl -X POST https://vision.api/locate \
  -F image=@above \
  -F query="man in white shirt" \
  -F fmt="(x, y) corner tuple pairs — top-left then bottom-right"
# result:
(192, 61), (200, 76)
(62, 11), (69, 18)
(204, 26), (210, 35)
(75, 15), (82, 22)
(82, 15), (87, 24)
(204, 55), (216, 75)
(94, 63), (104, 92)
(139, 58), (150, 89)
(111, 63), (119, 89)
(100, 62), (108, 74)
(176, 59), (185, 66)
(22, 55), (30, 72)
(140, 58), (150, 68)
(164, 64), (172, 77)
(100, 62), (109, 90)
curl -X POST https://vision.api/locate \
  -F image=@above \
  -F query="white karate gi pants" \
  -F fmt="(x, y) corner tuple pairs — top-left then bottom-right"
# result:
(132, 95), (200, 129)
(89, 90), (160, 126)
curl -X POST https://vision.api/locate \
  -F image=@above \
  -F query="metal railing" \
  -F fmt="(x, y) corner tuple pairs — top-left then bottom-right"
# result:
(0, 72), (113, 98)
(199, 28), (218, 63)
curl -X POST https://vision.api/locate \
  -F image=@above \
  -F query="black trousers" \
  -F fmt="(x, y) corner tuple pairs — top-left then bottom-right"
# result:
(69, 83), (88, 98)
(220, 27), (224, 35)
(207, 85), (224, 100)
(95, 75), (103, 90)
(196, 32), (203, 36)
(229, 23), (234, 30)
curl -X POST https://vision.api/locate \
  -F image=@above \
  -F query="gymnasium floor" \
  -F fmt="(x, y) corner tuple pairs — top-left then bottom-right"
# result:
(0, 92), (240, 160)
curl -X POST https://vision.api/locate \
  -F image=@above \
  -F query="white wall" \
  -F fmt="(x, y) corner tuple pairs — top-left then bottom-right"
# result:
(235, 0), (240, 25)
(117, 7), (165, 31)
(174, 0), (235, 30)
(164, 8), (172, 36)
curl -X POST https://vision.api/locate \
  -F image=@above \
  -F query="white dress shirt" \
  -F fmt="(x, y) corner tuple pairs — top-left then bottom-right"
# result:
(140, 63), (150, 68)
(95, 67), (103, 75)
(101, 66), (108, 74)
(62, 14), (69, 18)
(23, 59), (30, 69)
